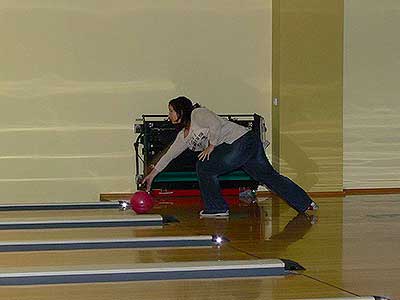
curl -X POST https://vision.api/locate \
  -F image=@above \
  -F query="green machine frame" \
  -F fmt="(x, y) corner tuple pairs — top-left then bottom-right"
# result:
(134, 114), (268, 193)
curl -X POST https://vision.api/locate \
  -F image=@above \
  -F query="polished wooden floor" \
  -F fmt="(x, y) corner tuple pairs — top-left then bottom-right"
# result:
(0, 194), (399, 300)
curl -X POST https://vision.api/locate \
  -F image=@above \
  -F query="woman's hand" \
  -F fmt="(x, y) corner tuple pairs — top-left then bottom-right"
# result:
(198, 144), (215, 161)
(141, 167), (158, 192)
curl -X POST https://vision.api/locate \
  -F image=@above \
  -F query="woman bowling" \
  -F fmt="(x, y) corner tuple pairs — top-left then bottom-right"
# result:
(142, 96), (318, 218)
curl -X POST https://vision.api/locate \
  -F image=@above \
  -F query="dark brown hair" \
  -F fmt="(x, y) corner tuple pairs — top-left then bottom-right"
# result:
(168, 96), (200, 130)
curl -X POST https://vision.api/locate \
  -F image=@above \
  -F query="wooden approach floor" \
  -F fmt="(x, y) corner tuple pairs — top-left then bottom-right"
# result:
(0, 194), (399, 300)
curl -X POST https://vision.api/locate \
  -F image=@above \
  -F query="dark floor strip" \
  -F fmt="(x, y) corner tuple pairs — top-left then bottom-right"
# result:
(0, 260), (288, 285)
(0, 236), (215, 252)
(0, 202), (124, 211)
(0, 217), (163, 230)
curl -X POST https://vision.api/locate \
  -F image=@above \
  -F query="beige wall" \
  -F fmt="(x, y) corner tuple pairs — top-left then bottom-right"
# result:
(0, 1), (272, 203)
(272, 0), (344, 192)
(344, 0), (400, 189)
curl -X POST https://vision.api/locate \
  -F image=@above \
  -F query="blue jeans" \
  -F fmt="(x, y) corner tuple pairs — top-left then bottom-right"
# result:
(196, 131), (313, 213)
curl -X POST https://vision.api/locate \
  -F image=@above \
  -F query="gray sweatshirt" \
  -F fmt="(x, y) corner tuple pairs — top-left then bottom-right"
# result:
(154, 107), (249, 172)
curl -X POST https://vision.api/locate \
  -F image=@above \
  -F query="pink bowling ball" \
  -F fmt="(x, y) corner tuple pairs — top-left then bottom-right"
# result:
(130, 191), (154, 214)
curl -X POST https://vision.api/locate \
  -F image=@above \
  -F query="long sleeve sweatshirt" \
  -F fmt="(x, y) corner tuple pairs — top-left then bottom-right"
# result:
(154, 107), (249, 172)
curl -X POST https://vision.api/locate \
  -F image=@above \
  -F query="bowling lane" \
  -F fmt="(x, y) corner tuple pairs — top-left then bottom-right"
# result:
(0, 199), (234, 242)
(0, 202), (250, 269)
(0, 195), (398, 299)
(0, 242), (251, 268)
(0, 207), (140, 222)
(0, 207), (168, 242)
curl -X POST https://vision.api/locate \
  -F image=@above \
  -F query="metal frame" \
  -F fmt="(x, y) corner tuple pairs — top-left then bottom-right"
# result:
(0, 215), (164, 230)
(0, 235), (220, 252)
(0, 259), (300, 285)
(134, 113), (267, 191)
